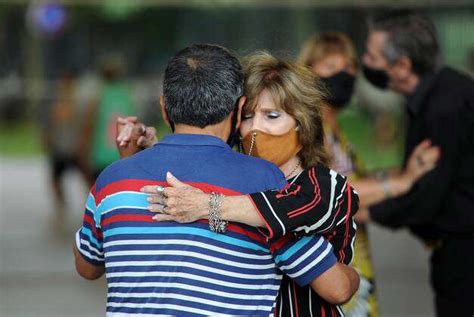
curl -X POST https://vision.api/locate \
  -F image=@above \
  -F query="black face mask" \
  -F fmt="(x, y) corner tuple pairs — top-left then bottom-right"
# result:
(320, 71), (356, 110)
(362, 64), (389, 89)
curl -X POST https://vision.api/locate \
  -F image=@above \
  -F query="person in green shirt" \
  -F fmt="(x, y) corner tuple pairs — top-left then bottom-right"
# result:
(80, 57), (135, 185)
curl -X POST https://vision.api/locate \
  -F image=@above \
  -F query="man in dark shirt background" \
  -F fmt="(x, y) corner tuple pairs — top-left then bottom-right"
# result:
(360, 11), (474, 316)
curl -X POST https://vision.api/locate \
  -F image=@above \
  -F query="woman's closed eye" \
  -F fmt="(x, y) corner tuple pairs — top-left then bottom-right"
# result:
(266, 111), (281, 119)
(242, 110), (281, 121)
(242, 113), (253, 120)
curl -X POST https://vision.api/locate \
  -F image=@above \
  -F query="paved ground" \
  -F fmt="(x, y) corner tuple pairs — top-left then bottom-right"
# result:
(0, 157), (435, 317)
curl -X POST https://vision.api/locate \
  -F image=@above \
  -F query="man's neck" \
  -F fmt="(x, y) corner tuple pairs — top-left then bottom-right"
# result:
(174, 124), (230, 142)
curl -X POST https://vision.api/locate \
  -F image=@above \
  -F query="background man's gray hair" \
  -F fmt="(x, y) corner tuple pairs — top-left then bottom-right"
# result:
(369, 11), (441, 75)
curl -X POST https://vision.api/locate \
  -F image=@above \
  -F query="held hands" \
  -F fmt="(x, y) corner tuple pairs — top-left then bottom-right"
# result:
(141, 172), (209, 223)
(354, 140), (440, 225)
(402, 139), (440, 189)
(116, 116), (158, 159)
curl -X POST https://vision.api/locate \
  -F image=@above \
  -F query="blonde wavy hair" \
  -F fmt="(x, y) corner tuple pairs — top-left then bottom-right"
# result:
(297, 32), (359, 70)
(242, 52), (329, 168)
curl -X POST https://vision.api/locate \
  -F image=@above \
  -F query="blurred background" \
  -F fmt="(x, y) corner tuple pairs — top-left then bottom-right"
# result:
(0, 0), (473, 316)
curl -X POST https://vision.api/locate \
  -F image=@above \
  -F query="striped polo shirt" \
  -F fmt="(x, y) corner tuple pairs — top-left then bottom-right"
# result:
(76, 133), (337, 316)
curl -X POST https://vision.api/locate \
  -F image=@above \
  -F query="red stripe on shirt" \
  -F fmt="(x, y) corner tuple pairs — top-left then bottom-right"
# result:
(270, 234), (294, 253)
(84, 214), (94, 227)
(275, 184), (302, 199)
(248, 194), (275, 240)
(195, 220), (267, 244)
(90, 184), (97, 198)
(339, 184), (353, 263)
(287, 167), (322, 217)
(292, 280), (300, 317)
(102, 214), (155, 227)
(94, 179), (242, 205)
(223, 222), (268, 244)
(100, 215), (267, 244)
(288, 197), (321, 219)
(83, 214), (103, 240)
(325, 183), (347, 243)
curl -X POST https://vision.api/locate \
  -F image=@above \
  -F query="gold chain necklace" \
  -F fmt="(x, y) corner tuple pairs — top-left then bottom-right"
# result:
(247, 132), (257, 155)
(285, 159), (301, 178)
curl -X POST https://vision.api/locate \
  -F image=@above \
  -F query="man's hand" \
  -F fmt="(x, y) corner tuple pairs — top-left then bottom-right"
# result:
(310, 262), (360, 305)
(404, 139), (440, 186)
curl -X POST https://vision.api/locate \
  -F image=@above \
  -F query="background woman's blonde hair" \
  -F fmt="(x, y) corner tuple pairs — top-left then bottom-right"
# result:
(242, 51), (329, 168)
(297, 32), (359, 70)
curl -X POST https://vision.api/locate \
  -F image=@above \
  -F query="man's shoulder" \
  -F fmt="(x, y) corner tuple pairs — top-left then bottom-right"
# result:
(231, 151), (283, 175)
(425, 68), (473, 116)
(224, 151), (286, 191)
(313, 164), (347, 181)
(305, 164), (348, 192)
(431, 68), (474, 100)
(94, 149), (152, 192)
(438, 67), (473, 85)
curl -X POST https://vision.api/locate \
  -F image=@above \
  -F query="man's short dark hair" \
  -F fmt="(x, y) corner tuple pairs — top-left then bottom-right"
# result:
(369, 11), (441, 75)
(163, 44), (244, 128)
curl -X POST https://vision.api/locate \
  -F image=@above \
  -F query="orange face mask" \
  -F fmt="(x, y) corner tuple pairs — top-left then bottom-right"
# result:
(241, 128), (302, 167)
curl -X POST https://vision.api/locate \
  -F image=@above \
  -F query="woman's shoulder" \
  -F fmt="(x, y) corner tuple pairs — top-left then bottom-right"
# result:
(300, 164), (348, 187)
(309, 164), (347, 179)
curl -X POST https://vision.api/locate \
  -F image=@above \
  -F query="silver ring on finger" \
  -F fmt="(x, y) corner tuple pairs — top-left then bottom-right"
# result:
(156, 185), (165, 194)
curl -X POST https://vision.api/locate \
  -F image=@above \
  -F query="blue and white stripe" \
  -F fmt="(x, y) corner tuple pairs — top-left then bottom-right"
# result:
(77, 185), (336, 316)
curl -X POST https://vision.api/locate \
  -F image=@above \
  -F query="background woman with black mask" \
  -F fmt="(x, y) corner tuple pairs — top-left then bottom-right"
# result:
(299, 31), (379, 317)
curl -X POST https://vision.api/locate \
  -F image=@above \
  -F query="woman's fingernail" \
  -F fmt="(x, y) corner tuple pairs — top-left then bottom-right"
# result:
(147, 197), (152, 202)
(166, 172), (172, 178)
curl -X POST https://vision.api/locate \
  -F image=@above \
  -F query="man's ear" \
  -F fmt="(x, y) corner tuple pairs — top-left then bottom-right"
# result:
(234, 96), (246, 131)
(160, 95), (172, 129)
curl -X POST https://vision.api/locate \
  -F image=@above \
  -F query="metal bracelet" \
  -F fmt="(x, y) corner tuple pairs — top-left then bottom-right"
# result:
(376, 171), (392, 199)
(382, 178), (392, 199)
(208, 192), (228, 233)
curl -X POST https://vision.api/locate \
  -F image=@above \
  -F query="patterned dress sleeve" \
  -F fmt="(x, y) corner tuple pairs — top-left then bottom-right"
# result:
(249, 165), (359, 241)
(324, 185), (358, 265)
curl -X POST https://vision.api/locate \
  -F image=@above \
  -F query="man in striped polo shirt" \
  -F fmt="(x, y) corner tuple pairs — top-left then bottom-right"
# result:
(73, 44), (343, 316)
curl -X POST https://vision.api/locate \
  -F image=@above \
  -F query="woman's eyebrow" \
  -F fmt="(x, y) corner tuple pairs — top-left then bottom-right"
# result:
(259, 107), (279, 112)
